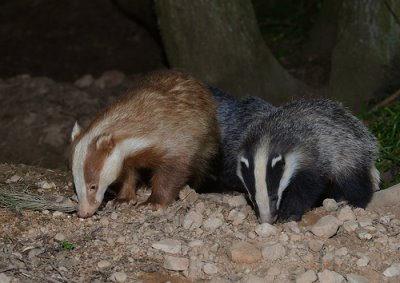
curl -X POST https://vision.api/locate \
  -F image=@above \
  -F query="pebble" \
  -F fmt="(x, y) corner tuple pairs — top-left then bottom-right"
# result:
(261, 242), (286, 261)
(97, 260), (111, 269)
(99, 217), (109, 226)
(6, 174), (21, 183)
(337, 206), (356, 222)
(358, 216), (373, 228)
(308, 239), (324, 252)
(188, 240), (203, 248)
(356, 255), (370, 267)
(0, 273), (11, 283)
(54, 233), (65, 241)
(163, 256), (189, 271)
(187, 257), (203, 279)
(343, 220), (359, 232)
(179, 186), (199, 203)
(317, 269), (345, 283)
(357, 230), (372, 240)
(311, 215), (339, 238)
(203, 263), (218, 275)
(383, 262), (400, 277)
(109, 272), (127, 283)
(53, 211), (64, 217)
(335, 247), (348, 257)
(254, 223), (278, 237)
(110, 212), (118, 220)
(74, 74), (94, 88)
(152, 239), (182, 254)
(346, 274), (369, 283)
(224, 195), (247, 207)
(229, 241), (262, 264)
(28, 248), (44, 259)
(37, 180), (56, 189)
(183, 210), (203, 230)
(203, 216), (223, 231)
(295, 269), (317, 283)
(323, 198), (338, 211)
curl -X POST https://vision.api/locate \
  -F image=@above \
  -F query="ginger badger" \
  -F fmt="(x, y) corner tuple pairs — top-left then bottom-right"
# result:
(70, 70), (219, 218)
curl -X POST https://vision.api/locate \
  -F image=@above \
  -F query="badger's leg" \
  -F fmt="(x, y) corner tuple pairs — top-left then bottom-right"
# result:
(277, 170), (326, 222)
(332, 167), (375, 208)
(115, 167), (138, 204)
(141, 163), (190, 210)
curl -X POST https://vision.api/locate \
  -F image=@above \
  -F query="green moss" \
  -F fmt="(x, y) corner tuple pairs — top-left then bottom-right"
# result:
(362, 101), (400, 188)
(60, 240), (75, 251)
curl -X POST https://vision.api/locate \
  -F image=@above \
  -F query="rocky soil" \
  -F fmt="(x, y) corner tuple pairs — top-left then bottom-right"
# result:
(0, 73), (400, 282)
(1, 163), (400, 283)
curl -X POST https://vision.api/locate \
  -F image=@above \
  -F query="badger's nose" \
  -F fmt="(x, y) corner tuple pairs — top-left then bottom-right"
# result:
(77, 209), (94, 218)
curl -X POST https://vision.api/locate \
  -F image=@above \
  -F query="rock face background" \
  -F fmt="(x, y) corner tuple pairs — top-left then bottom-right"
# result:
(1, 164), (400, 283)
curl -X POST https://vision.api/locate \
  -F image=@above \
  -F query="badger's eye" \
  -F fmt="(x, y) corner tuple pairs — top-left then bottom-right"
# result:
(88, 184), (97, 191)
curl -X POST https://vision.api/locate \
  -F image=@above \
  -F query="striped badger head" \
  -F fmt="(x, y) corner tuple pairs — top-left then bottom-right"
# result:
(70, 122), (123, 218)
(236, 141), (300, 224)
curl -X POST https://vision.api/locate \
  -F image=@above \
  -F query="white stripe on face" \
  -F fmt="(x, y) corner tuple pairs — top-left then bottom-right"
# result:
(253, 145), (271, 223)
(271, 154), (282, 167)
(96, 137), (152, 202)
(276, 151), (300, 209)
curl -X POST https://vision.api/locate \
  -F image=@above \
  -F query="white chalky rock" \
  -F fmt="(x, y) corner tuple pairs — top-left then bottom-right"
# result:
(152, 239), (182, 254)
(343, 220), (359, 232)
(261, 242), (286, 261)
(224, 195), (247, 207)
(203, 216), (223, 231)
(337, 206), (356, 222)
(308, 239), (324, 252)
(357, 230), (372, 240)
(358, 216), (373, 227)
(356, 255), (370, 267)
(163, 256), (189, 271)
(109, 272), (127, 283)
(296, 269), (317, 283)
(323, 198), (338, 211)
(317, 269), (345, 283)
(229, 241), (262, 264)
(97, 260), (111, 269)
(346, 274), (369, 283)
(183, 210), (203, 230)
(54, 233), (65, 241)
(188, 240), (204, 248)
(203, 263), (218, 275)
(311, 215), (340, 238)
(255, 223), (278, 237)
(383, 262), (400, 277)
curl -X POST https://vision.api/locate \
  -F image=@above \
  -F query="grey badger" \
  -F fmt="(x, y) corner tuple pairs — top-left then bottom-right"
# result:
(205, 87), (277, 193)
(236, 98), (380, 224)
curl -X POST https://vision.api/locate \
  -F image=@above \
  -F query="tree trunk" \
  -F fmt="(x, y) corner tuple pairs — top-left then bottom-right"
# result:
(155, 0), (308, 105)
(328, 0), (400, 112)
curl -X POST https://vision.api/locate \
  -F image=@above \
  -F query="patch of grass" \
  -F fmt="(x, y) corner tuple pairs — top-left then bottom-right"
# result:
(362, 101), (400, 188)
(60, 240), (75, 250)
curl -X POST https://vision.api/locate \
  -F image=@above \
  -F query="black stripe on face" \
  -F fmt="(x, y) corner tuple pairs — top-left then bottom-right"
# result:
(266, 154), (285, 215)
(240, 152), (259, 216)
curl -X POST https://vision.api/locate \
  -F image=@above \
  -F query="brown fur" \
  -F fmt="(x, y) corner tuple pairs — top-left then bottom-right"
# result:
(71, 69), (219, 214)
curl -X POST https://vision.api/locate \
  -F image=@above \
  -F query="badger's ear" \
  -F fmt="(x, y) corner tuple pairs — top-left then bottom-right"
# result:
(95, 133), (114, 152)
(71, 121), (82, 142)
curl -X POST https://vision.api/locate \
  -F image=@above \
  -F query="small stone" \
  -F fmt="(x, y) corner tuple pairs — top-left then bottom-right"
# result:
(28, 248), (44, 259)
(53, 211), (64, 217)
(163, 256), (189, 271)
(203, 263), (218, 275)
(0, 273), (11, 283)
(152, 239), (182, 254)
(54, 233), (65, 241)
(99, 217), (109, 226)
(308, 239), (324, 252)
(343, 220), (359, 232)
(179, 186), (199, 203)
(335, 247), (348, 257)
(261, 242), (286, 261)
(296, 269), (317, 283)
(323, 199), (338, 211)
(255, 223), (278, 237)
(97, 260), (111, 269)
(357, 230), (372, 240)
(94, 70), (125, 88)
(203, 217), (223, 231)
(6, 174), (22, 183)
(187, 257), (203, 279)
(358, 216), (373, 227)
(240, 275), (265, 283)
(183, 210), (203, 230)
(223, 195), (247, 207)
(37, 180), (56, 189)
(346, 274), (369, 283)
(311, 215), (340, 238)
(337, 206), (356, 222)
(110, 212), (118, 220)
(383, 262), (400, 277)
(188, 240), (203, 248)
(229, 241), (262, 264)
(109, 272), (127, 283)
(317, 269), (345, 283)
(74, 74), (94, 88)
(356, 256), (370, 267)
